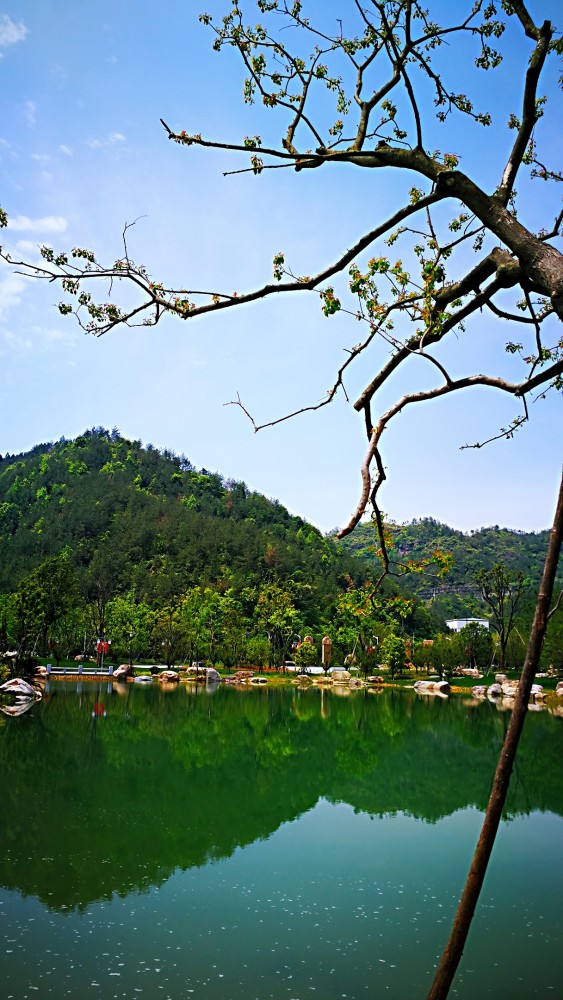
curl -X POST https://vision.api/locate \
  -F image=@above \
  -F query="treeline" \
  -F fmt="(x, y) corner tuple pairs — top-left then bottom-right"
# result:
(337, 516), (560, 618)
(0, 428), (444, 669)
(336, 516), (563, 673)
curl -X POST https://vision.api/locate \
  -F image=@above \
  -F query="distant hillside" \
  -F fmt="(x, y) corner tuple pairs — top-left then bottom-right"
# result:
(0, 428), (361, 613)
(338, 517), (559, 618)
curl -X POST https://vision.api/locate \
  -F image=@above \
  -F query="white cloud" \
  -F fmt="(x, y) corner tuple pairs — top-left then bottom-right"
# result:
(59, 144), (73, 157)
(0, 14), (28, 51)
(0, 271), (26, 307)
(0, 244), (53, 323)
(0, 328), (32, 353)
(25, 100), (36, 126)
(49, 64), (68, 84)
(86, 132), (126, 149)
(27, 323), (77, 350)
(8, 215), (68, 234)
(0, 326), (72, 360)
(0, 271), (28, 326)
(0, 307), (76, 354)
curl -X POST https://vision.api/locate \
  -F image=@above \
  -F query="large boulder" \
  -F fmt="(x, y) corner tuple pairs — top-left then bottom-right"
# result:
(414, 679), (450, 695)
(331, 670), (351, 683)
(487, 683), (503, 698)
(472, 685), (488, 698)
(434, 680), (450, 694)
(0, 677), (42, 700)
(348, 677), (364, 688)
(501, 683), (519, 698)
(113, 664), (133, 680)
(158, 670), (179, 683)
(413, 680), (428, 692)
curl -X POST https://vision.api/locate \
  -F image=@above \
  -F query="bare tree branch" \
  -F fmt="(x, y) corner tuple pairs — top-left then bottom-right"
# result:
(497, 13), (552, 203)
(340, 363), (563, 538)
(547, 589), (563, 620)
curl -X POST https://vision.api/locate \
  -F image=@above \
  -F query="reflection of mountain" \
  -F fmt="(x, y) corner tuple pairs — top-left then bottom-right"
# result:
(1, 685), (561, 911)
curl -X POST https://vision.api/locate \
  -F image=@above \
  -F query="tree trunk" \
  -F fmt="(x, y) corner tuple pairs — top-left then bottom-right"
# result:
(427, 466), (563, 1000)
(436, 169), (563, 315)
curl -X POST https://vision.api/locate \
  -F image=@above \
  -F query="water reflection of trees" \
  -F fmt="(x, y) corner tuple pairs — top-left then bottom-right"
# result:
(0, 685), (561, 911)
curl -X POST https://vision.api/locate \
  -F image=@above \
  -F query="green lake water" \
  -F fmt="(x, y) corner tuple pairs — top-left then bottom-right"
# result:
(1, 681), (562, 999)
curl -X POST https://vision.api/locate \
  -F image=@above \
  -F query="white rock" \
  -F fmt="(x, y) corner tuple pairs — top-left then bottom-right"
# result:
(0, 677), (41, 699)
(331, 670), (351, 683)
(113, 664), (132, 680)
(502, 683), (519, 697)
(159, 670), (179, 683)
(472, 686), (488, 698)
(487, 683), (503, 698)
(414, 680), (450, 695)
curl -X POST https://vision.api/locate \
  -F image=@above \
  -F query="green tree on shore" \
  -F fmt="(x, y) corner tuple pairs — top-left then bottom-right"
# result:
(379, 634), (407, 681)
(477, 565), (526, 672)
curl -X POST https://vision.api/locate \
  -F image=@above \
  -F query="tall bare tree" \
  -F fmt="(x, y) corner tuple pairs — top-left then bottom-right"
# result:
(477, 563), (525, 670)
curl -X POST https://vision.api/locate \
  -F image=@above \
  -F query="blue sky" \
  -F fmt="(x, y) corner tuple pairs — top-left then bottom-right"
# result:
(0, 1), (561, 534)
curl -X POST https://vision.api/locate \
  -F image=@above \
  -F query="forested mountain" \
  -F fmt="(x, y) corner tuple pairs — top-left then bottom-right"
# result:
(0, 428), (353, 599)
(0, 428), (394, 666)
(0, 429), (559, 670)
(337, 517), (560, 619)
